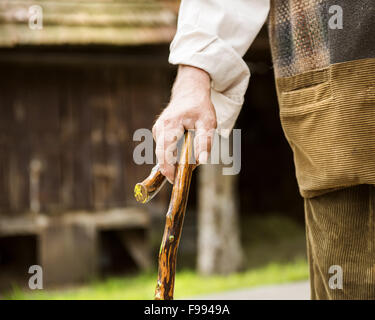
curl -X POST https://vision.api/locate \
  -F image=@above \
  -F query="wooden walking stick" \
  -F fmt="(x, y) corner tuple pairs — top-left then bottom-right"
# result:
(134, 131), (195, 300)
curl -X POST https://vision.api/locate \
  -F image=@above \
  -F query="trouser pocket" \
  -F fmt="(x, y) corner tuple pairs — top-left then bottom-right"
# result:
(276, 60), (375, 198)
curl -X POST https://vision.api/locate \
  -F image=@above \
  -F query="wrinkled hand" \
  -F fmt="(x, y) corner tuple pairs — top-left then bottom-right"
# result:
(152, 65), (217, 184)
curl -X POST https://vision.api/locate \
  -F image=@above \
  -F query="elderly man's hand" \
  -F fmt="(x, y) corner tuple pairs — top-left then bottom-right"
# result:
(152, 65), (217, 184)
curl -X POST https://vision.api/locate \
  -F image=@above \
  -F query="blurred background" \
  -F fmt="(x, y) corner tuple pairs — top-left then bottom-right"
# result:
(0, 0), (307, 299)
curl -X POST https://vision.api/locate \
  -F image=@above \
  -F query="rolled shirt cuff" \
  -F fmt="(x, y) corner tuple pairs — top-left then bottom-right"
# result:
(169, 26), (250, 138)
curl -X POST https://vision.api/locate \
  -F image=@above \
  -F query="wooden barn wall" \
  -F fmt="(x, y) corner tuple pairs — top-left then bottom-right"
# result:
(0, 53), (174, 216)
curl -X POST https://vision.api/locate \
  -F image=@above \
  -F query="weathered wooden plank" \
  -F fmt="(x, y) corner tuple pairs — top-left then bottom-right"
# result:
(7, 67), (31, 214)
(0, 214), (48, 237)
(27, 67), (61, 214)
(70, 68), (94, 210)
(0, 207), (149, 237)
(0, 0), (179, 46)
(59, 76), (75, 211)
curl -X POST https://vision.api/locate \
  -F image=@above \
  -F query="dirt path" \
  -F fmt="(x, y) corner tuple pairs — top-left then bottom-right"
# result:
(189, 280), (310, 300)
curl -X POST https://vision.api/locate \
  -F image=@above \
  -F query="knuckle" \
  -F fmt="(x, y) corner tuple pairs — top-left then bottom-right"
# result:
(165, 133), (178, 144)
(162, 117), (173, 127)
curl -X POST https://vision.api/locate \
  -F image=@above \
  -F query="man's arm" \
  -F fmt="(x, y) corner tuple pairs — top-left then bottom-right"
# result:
(153, 0), (270, 183)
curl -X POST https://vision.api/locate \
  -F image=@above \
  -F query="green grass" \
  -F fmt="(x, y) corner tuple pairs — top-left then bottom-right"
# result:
(5, 214), (309, 300)
(6, 258), (308, 300)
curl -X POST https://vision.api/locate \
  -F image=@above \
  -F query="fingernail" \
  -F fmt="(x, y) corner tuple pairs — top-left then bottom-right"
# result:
(198, 151), (209, 164)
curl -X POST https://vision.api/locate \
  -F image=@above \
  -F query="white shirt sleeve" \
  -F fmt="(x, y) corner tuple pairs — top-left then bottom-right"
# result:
(169, 0), (270, 137)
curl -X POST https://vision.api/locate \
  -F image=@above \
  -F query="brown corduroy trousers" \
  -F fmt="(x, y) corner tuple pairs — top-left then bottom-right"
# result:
(305, 184), (375, 299)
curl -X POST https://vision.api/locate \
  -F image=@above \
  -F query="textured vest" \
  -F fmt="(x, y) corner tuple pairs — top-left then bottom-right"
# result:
(268, 0), (375, 198)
